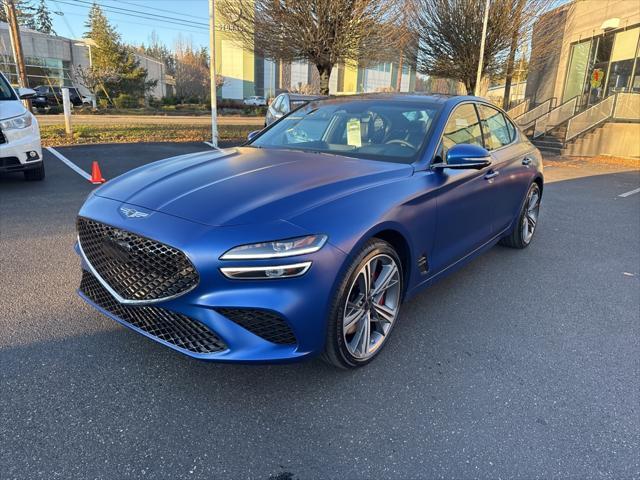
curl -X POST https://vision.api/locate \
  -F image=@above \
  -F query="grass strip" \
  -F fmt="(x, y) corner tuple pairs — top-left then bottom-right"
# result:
(40, 123), (255, 147)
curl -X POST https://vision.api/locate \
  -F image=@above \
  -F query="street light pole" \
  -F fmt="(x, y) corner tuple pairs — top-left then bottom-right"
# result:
(209, 0), (219, 148)
(474, 0), (491, 97)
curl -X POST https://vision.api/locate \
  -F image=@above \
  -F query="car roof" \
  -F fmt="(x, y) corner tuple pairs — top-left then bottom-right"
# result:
(287, 94), (328, 101)
(309, 92), (485, 105)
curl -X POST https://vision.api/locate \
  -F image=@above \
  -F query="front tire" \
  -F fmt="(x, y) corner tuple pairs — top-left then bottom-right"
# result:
(500, 182), (541, 249)
(322, 239), (403, 369)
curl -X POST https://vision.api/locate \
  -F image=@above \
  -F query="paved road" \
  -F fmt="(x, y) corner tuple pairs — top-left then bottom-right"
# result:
(36, 114), (264, 126)
(1, 145), (638, 480)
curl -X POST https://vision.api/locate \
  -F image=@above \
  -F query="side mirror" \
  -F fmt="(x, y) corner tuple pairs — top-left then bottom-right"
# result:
(17, 87), (37, 99)
(247, 129), (262, 141)
(434, 144), (491, 170)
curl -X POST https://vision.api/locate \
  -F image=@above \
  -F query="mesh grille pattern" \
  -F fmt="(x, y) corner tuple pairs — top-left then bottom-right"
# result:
(0, 157), (20, 168)
(77, 217), (199, 302)
(216, 308), (296, 345)
(81, 271), (226, 354)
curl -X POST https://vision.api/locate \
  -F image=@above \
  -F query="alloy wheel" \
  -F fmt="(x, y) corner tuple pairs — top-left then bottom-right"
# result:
(522, 185), (541, 244)
(342, 254), (401, 360)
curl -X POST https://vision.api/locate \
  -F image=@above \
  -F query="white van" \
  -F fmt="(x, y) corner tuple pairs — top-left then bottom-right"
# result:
(0, 72), (44, 181)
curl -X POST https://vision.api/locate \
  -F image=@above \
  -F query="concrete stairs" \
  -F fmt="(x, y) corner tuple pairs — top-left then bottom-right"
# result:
(530, 125), (567, 156)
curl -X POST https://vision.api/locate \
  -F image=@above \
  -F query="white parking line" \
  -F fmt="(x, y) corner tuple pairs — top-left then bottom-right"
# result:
(618, 187), (640, 198)
(46, 147), (92, 181)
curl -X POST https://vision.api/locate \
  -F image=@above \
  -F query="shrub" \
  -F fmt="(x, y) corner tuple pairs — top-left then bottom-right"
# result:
(113, 94), (140, 109)
(162, 96), (179, 106)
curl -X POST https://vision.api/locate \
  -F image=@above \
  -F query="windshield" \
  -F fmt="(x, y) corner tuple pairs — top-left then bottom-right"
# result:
(250, 99), (440, 163)
(0, 74), (17, 101)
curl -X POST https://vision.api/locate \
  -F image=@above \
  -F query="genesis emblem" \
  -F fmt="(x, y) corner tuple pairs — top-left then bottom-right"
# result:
(119, 206), (149, 219)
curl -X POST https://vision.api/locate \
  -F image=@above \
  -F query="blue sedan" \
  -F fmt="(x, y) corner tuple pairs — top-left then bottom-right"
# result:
(76, 94), (543, 369)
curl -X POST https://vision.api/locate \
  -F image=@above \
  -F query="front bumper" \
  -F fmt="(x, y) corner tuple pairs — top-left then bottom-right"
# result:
(76, 195), (347, 363)
(0, 121), (43, 173)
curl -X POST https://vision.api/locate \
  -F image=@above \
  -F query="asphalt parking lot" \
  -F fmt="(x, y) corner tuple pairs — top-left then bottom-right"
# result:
(1, 143), (638, 479)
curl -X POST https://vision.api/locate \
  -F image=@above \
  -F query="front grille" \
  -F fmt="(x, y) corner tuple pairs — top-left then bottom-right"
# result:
(216, 308), (297, 345)
(0, 157), (20, 168)
(80, 271), (226, 354)
(77, 217), (199, 302)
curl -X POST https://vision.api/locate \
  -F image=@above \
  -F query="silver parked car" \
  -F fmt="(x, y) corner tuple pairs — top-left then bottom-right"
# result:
(243, 96), (267, 106)
(265, 93), (326, 126)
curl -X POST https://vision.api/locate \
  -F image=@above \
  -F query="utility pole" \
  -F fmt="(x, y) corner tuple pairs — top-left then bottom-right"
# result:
(4, 0), (29, 88)
(474, 0), (491, 97)
(209, 0), (219, 148)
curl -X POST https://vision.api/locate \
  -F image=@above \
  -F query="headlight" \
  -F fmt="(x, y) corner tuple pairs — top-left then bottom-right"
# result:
(0, 112), (33, 131)
(220, 262), (311, 280)
(220, 234), (327, 260)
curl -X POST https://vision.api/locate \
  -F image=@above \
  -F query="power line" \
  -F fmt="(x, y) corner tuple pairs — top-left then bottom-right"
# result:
(53, 0), (210, 30)
(101, 0), (206, 22)
(51, 8), (209, 37)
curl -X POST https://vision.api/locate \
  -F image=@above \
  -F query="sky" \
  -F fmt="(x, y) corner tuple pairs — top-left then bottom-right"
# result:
(47, 0), (574, 53)
(49, 0), (211, 49)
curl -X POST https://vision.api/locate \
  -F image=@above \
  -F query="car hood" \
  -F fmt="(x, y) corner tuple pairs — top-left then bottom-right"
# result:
(94, 147), (413, 226)
(1, 100), (27, 120)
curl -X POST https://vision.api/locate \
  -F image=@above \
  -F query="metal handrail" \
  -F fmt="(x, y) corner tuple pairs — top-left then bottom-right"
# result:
(563, 92), (640, 142)
(532, 96), (578, 139)
(613, 92), (640, 120)
(514, 99), (552, 129)
(565, 94), (616, 142)
(506, 98), (530, 119)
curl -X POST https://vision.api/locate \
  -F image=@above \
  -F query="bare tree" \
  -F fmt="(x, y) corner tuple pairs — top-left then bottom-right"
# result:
(217, 0), (400, 95)
(73, 64), (121, 107)
(173, 37), (224, 102)
(411, 0), (553, 96)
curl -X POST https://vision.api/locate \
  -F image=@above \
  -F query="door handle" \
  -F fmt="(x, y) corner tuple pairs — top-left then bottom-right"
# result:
(484, 170), (500, 180)
(522, 157), (532, 166)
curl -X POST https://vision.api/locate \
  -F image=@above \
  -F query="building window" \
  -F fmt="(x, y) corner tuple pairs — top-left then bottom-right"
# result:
(606, 27), (640, 95)
(563, 25), (640, 108)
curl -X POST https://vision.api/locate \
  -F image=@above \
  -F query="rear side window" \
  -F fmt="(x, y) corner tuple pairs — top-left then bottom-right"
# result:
(441, 103), (483, 158)
(272, 95), (283, 112)
(506, 117), (517, 142)
(281, 95), (290, 113)
(478, 104), (512, 150)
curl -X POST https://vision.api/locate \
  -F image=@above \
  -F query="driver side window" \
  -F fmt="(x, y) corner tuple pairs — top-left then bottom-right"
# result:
(438, 104), (483, 162)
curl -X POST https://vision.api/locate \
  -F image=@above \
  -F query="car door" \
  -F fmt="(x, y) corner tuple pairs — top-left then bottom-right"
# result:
(429, 103), (497, 273)
(477, 103), (533, 233)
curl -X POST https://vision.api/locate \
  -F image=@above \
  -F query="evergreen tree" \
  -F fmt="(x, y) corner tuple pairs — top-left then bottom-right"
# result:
(83, 2), (152, 100)
(34, 0), (55, 34)
(0, 1), (36, 29)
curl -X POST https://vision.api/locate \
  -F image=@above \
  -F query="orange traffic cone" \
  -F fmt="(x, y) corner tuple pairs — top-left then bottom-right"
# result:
(90, 161), (105, 184)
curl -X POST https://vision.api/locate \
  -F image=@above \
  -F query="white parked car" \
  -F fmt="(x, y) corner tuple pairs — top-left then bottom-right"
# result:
(243, 96), (267, 106)
(0, 72), (44, 181)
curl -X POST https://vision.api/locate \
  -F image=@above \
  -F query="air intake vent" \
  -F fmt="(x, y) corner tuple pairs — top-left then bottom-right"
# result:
(215, 308), (297, 345)
(80, 270), (226, 354)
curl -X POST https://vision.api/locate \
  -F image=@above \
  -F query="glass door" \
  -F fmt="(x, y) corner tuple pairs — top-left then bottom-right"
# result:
(584, 32), (614, 107)
(563, 40), (591, 104)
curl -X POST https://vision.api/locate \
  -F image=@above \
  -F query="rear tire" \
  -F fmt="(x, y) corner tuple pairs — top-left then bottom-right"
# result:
(322, 239), (403, 369)
(500, 182), (541, 249)
(24, 162), (45, 181)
